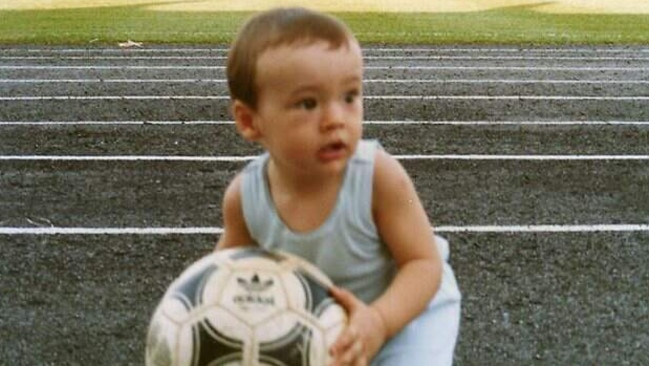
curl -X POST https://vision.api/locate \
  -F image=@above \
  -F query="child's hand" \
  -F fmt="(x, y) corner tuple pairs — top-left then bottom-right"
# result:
(328, 287), (388, 366)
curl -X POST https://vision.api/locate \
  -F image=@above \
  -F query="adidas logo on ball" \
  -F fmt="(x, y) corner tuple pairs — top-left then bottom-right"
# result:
(234, 273), (276, 307)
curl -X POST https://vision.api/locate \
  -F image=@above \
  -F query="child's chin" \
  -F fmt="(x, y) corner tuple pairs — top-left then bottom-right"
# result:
(318, 159), (349, 175)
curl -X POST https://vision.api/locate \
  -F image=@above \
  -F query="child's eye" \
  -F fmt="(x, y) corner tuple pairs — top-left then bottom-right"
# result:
(344, 90), (359, 104)
(297, 98), (317, 110)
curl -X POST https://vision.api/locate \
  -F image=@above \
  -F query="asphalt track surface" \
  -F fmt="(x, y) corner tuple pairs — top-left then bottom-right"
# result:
(1, 45), (648, 365)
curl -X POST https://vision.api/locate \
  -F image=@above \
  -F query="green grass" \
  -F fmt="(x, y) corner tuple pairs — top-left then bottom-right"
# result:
(1, 4), (648, 45)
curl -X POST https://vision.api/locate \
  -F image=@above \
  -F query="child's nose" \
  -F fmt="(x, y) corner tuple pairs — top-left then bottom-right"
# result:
(321, 102), (345, 131)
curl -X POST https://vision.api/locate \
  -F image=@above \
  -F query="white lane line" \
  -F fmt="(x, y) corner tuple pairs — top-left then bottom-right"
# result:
(436, 224), (649, 233)
(0, 65), (228, 70)
(0, 79), (229, 83)
(364, 48), (649, 54)
(0, 155), (254, 162)
(2, 120), (649, 126)
(0, 120), (236, 125)
(364, 120), (649, 126)
(397, 154), (649, 160)
(0, 95), (230, 100)
(0, 227), (225, 235)
(0, 56), (228, 60)
(2, 47), (647, 53)
(1, 95), (648, 101)
(369, 96), (649, 101)
(2, 224), (649, 235)
(1, 48), (227, 53)
(1, 65), (646, 71)
(1, 155), (649, 162)
(3, 55), (649, 61)
(364, 56), (649, 61)
(365, 79), (649, 84)
(2, 78), (647, 85)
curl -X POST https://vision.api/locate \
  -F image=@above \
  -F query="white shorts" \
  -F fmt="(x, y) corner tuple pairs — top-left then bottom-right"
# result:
(372, 236), (462, 366)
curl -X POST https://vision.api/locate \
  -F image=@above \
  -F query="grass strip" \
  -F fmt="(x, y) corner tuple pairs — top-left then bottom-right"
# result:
(0, 5), (648, 45)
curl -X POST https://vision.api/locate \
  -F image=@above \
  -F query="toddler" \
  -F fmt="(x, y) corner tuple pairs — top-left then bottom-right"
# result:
(216, 7), (461, 365)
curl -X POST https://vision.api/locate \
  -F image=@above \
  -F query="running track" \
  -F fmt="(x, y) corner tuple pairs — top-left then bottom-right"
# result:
(1, 45), (648, 365)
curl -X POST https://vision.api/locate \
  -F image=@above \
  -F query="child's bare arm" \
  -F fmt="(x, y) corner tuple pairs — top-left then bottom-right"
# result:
(330, 150), (443, 364)
(215, 174), (255, 250)
(370, 149), (442, 338)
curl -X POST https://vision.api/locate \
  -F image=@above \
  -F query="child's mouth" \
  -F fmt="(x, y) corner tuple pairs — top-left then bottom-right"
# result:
(317, 142), (347, 162)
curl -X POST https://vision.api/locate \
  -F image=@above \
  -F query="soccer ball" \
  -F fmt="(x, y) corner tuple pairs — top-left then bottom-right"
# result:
(145, 246), (347, 366)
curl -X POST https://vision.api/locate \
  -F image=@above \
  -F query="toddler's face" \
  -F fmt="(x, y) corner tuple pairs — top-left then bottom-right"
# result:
(251, 40), (364, 177)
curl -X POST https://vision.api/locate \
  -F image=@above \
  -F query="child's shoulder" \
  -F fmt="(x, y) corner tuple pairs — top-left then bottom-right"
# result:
(349, 139), (407, 186)
(371, 144), (415, 202)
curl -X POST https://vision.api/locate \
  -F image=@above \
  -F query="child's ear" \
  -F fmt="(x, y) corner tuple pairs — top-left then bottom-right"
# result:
(232, 100), (262, 141)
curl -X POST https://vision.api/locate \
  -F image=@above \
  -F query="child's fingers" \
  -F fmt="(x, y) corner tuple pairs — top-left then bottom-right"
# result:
(349, 338), (366, 366)
(353, 353), (368, 366)
(330, 332), (366, 366)
(344, 339), (366, 366)
(330, 325), (358, 356)
(328, 287), (369, 365)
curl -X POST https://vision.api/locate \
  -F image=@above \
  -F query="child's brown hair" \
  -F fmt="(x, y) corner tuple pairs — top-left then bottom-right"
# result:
(226, 7), (356, 109)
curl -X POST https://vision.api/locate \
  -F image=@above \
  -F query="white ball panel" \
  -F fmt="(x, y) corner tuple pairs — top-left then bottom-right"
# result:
(318, 303), (348, 332)
(200, 306), (251, 342)
(255, 312), (314, 365)
(146, 310), (181, 366)
(279, 270), (310, 313)
(231, 256), (285, 271)
(200, 265), (231, 307)
(254, 311), (304, 344)
(307, 323), (327, 366)
(159, 296), (192, 324)
(176, 322), (195, 366)
(324, 322), (346, 361)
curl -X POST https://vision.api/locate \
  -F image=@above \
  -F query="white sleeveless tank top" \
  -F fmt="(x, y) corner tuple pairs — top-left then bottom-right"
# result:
(240, 140), (396, 303)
